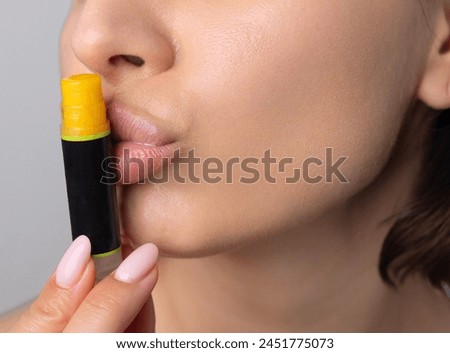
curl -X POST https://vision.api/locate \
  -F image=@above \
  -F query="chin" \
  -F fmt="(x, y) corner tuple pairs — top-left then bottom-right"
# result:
(119, 182), (252, 259)
(121, 219), (239, 259)
(120, 198), (233, 259)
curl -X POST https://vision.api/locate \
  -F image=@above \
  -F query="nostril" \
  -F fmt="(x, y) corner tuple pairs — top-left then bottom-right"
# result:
(109, 54), (145, 67)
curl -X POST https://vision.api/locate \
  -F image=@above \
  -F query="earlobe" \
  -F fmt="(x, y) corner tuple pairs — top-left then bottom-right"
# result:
(418, 9), (450, 110)
(417, 51), (450, 110)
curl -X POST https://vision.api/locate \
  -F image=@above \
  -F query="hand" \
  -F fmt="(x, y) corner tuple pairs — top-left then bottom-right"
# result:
(8, 236), (158, 332)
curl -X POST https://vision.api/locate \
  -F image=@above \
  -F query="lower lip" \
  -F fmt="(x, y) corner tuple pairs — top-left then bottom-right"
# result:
(113, 141), (177, 185)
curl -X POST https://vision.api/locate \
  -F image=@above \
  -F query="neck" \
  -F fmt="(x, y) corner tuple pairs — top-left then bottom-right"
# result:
(152, 105), (450, 332)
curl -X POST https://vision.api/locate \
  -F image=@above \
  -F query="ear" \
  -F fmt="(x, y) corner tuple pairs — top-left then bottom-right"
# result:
(418, 6), (450, 110)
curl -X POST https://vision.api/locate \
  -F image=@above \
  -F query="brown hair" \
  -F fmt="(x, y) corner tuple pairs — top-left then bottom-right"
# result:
(379, 110), (450, 292)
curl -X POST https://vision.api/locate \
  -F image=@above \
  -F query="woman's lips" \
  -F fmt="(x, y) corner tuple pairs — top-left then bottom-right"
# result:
(113, 142), (177, 185)
(107, 102), (178, 185)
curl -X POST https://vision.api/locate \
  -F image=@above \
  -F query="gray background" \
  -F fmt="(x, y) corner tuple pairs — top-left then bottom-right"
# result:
(0, 1), (72, 314)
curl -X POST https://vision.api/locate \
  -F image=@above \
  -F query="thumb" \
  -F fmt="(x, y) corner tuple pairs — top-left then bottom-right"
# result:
(125, 294), (156, 333)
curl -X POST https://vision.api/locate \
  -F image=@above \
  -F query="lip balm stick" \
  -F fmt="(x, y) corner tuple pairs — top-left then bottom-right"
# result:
(60, 74), (121, 282)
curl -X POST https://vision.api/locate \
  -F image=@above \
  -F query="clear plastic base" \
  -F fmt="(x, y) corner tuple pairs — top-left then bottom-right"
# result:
(93, 248), (122, 282)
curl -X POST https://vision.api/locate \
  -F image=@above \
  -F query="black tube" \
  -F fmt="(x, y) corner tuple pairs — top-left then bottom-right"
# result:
(61, 134), (121, 256)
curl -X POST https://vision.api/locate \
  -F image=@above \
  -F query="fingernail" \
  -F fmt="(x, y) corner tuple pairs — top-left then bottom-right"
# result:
(55, 235), (91, 289)
(114, 243), (158, 284)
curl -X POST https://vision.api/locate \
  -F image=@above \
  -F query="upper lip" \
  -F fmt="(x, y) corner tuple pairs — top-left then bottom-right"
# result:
(106, 102), (175, 146)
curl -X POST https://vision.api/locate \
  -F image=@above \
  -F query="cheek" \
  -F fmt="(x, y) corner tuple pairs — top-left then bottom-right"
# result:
(179, 1), (420, 186)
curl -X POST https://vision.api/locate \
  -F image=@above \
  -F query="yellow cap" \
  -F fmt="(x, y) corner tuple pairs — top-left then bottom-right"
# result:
(61, 74), (110, 141)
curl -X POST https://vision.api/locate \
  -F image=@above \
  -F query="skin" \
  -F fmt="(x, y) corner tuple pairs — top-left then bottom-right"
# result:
(2, 0), (450, 332)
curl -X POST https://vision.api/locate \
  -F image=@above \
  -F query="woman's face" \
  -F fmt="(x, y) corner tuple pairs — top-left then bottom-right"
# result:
(60, 1), (435, 256)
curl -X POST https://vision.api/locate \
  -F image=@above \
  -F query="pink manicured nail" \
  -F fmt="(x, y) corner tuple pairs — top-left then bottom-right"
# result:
(114, 243), (159, 284)
(55, 235), (91, 289)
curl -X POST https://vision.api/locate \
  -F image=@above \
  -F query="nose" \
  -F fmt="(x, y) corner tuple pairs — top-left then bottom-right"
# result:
(70, 1), (174, 85)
